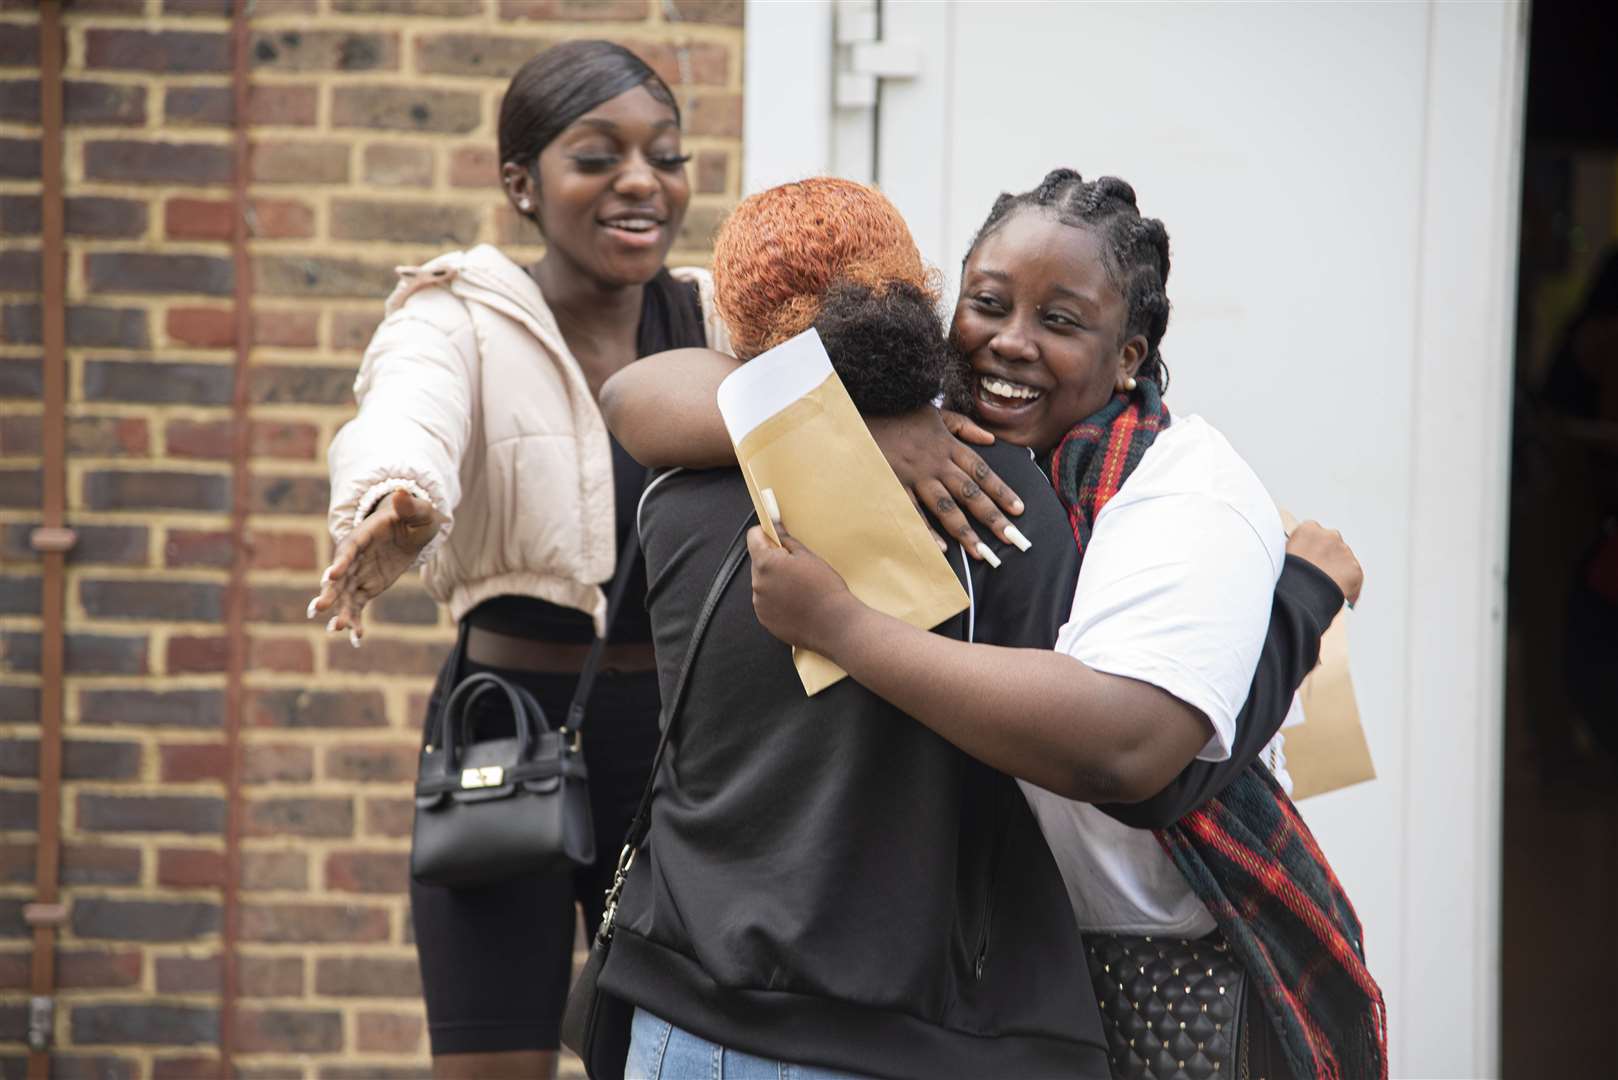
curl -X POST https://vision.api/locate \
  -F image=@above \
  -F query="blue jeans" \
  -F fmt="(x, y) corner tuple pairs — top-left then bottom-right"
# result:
(626, 1007), (875, 1080)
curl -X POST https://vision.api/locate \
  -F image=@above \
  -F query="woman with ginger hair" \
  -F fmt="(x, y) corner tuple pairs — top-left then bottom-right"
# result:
(605, 172), (1381, 1078)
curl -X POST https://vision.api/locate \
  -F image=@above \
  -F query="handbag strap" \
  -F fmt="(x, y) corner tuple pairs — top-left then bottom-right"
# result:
(562, 489), (648, 741)
(595, 515), (754, 945)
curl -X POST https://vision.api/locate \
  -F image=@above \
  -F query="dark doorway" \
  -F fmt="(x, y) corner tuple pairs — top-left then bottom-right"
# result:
(1502, 2), (1618, 1075)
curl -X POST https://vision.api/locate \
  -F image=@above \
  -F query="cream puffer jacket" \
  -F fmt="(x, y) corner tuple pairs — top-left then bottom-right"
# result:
(326, 244), (730, 633)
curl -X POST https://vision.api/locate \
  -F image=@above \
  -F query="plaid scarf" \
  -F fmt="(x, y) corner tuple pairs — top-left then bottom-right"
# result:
(1047, 381), (1388, 1080)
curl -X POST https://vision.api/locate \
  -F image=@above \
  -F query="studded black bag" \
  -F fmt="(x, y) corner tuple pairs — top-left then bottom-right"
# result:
(1085, 932), (1251, 1080)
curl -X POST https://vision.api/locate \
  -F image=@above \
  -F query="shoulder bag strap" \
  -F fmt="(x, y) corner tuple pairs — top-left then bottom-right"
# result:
(561, 477), (650, 741)
(595, 515), (753, 944)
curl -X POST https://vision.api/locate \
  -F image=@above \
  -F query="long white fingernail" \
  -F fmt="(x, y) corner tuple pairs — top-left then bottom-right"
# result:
(326, 616), (339, 633)
(349, 630), (362, 649)
(1003, 525), (1032, 552)
(761, 487), (781, 527)
(975, 542), (1002, 568)
(320, 567), (334, 586)
(306, 597), (320, 620)
(936, 536), (948, 554)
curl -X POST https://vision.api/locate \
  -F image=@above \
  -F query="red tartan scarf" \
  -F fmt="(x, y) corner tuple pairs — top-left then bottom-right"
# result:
(1047, 381), (1388, 1080)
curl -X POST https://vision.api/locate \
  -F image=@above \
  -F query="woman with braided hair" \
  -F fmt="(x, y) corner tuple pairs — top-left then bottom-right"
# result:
(606, 169), (1382, 1079)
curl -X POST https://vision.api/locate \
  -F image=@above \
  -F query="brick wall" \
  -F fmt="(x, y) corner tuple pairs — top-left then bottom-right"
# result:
(0, 1), (743, 1076)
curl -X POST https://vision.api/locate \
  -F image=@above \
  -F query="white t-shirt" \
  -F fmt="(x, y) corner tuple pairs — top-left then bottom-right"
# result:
(1019, 414), (1297, 937)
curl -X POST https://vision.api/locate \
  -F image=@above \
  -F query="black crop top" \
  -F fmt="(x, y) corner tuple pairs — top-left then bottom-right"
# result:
(463, 269), (706, 645)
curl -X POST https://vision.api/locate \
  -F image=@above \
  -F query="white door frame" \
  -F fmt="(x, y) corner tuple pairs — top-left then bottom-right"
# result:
(742, 3), (1528, 1073)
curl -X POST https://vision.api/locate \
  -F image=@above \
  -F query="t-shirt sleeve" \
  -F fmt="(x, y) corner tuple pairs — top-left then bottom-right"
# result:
(1055, 491), (1281, 761)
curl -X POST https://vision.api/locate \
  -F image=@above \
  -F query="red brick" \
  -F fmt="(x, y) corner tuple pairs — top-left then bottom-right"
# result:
(242, 744), (314, 784)
(326, 637), (450, 675)
(240, 902), (389, 944)
(159, 742), (229, 783)
(164, 529), (233, 568)
(364, 144), (434, 188)
(57, 948), (143, 990)
(84, 141), (234, 186)
(78, 794), (224, 835)
(251, 30), (399, 73)
(356, 1010), (424, 1054)
(336, 0), (483, 12)
(244, 796), (354, 839)
(363, 796), (413, 838)
(251, 364), (354, 405)
(61, 843), (143, 886)
(251, 474), (329, 514)
(330, 198), (480, 245)
(250, 421), (320, 461)
(232, 1008), (343, 1053)
(244, 529), (318, 569)
(71, 416), (149, 457)
(166, 305), (234, 347)
(633, 41), (731, 87)
(249, 637), (314, 674)
(314, 956), (421, 997)
(156, 956), (221, 994)
(325, 850), (408, 894)
(251, 141), (350, 185)
(696, 149), (728, 194)
(255, 255), (394, 298)
(448, 144), (497, 189)
(499, 0), (648, 19)
(86, 30), (230, 72)
(241, 955), (304, 997)
(252, 309), (318, 347)
(86, 360), (233, 404)
(667, 0), (742, 24)
(332, 310), (381, 350)
(325, 743), (416, 784)
(249, 84), (319, 127)
(332, 85), (482, 134)
(251, 197), (317, 238)
(414, 32), (555, 78)
(164, 197), (232, 241)
(247, 689), (388, 729)
(157, 848), (225, 888)
(241, 851), (308, 891)
(165, 419), (234, 460)
(84, 470), (229, 513)
(166, 634), (229, 675)
(686, 93), (742, 137)
(150, 1058), (224, 1080)
(73, 898), (220, 942)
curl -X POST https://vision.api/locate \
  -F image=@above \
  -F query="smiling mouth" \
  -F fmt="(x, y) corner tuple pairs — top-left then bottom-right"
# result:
(976, 373), (1045, 408)
(599, 215), (664, 234)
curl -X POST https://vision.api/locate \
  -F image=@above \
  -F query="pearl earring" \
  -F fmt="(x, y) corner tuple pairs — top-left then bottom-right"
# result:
(1124, 376), (1138, 392)
(519, 199), (532, 211)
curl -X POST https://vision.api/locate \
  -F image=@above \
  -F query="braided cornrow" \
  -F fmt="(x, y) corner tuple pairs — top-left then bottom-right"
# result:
(964, 169), (1173, 391)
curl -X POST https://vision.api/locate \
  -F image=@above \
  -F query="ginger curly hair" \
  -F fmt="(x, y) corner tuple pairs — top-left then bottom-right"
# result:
(712, 177), (938, 359)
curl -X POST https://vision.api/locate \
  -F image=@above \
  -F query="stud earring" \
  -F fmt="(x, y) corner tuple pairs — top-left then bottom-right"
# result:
(1124, 376), (1138, 392)
(519, 199), (532, 211)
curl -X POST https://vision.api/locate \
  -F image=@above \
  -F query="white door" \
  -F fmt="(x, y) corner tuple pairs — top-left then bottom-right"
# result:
(745, 3), (1528, 1075)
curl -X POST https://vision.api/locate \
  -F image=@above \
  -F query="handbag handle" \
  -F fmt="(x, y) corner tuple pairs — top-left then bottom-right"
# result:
(561, 487), (648, 745)
(434, 672), (540, 776)
(594, 514), (754, 946)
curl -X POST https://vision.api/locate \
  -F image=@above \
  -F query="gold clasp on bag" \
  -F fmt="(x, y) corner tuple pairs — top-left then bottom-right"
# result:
(460, 765), (504, 789)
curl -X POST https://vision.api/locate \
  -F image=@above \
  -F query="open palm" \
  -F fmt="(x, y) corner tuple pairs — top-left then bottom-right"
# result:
(308, 487), (443, 641)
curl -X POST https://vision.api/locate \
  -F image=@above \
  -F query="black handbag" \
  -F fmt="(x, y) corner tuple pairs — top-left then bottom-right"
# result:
(560, 518), (753, 1078)
(1085, 931), (1252, 1080)
(409, 526), (644, 889)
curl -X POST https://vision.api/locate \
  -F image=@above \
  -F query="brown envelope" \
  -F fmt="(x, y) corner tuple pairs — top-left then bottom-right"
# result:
(720, 330), (969, 695)
(1278, 510), (1376, 799)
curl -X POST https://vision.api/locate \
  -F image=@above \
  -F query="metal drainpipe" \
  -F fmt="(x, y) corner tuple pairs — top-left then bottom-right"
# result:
(220, 0), (257, 1069)
(25, 3), (73, 1077)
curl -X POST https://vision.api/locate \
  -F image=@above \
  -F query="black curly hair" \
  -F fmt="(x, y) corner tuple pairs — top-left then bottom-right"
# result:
(965, 168), (1172, 391)
(813, 280), (951, 417)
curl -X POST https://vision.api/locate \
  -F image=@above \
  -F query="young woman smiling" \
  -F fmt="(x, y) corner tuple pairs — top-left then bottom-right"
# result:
(308, 42), (728, 1080)
(745, 172), (1385, 1080)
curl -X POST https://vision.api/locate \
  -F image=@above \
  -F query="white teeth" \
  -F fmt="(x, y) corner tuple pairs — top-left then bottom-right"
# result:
(606, 218), (658, 232)
(979, 375), (1042, 402)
